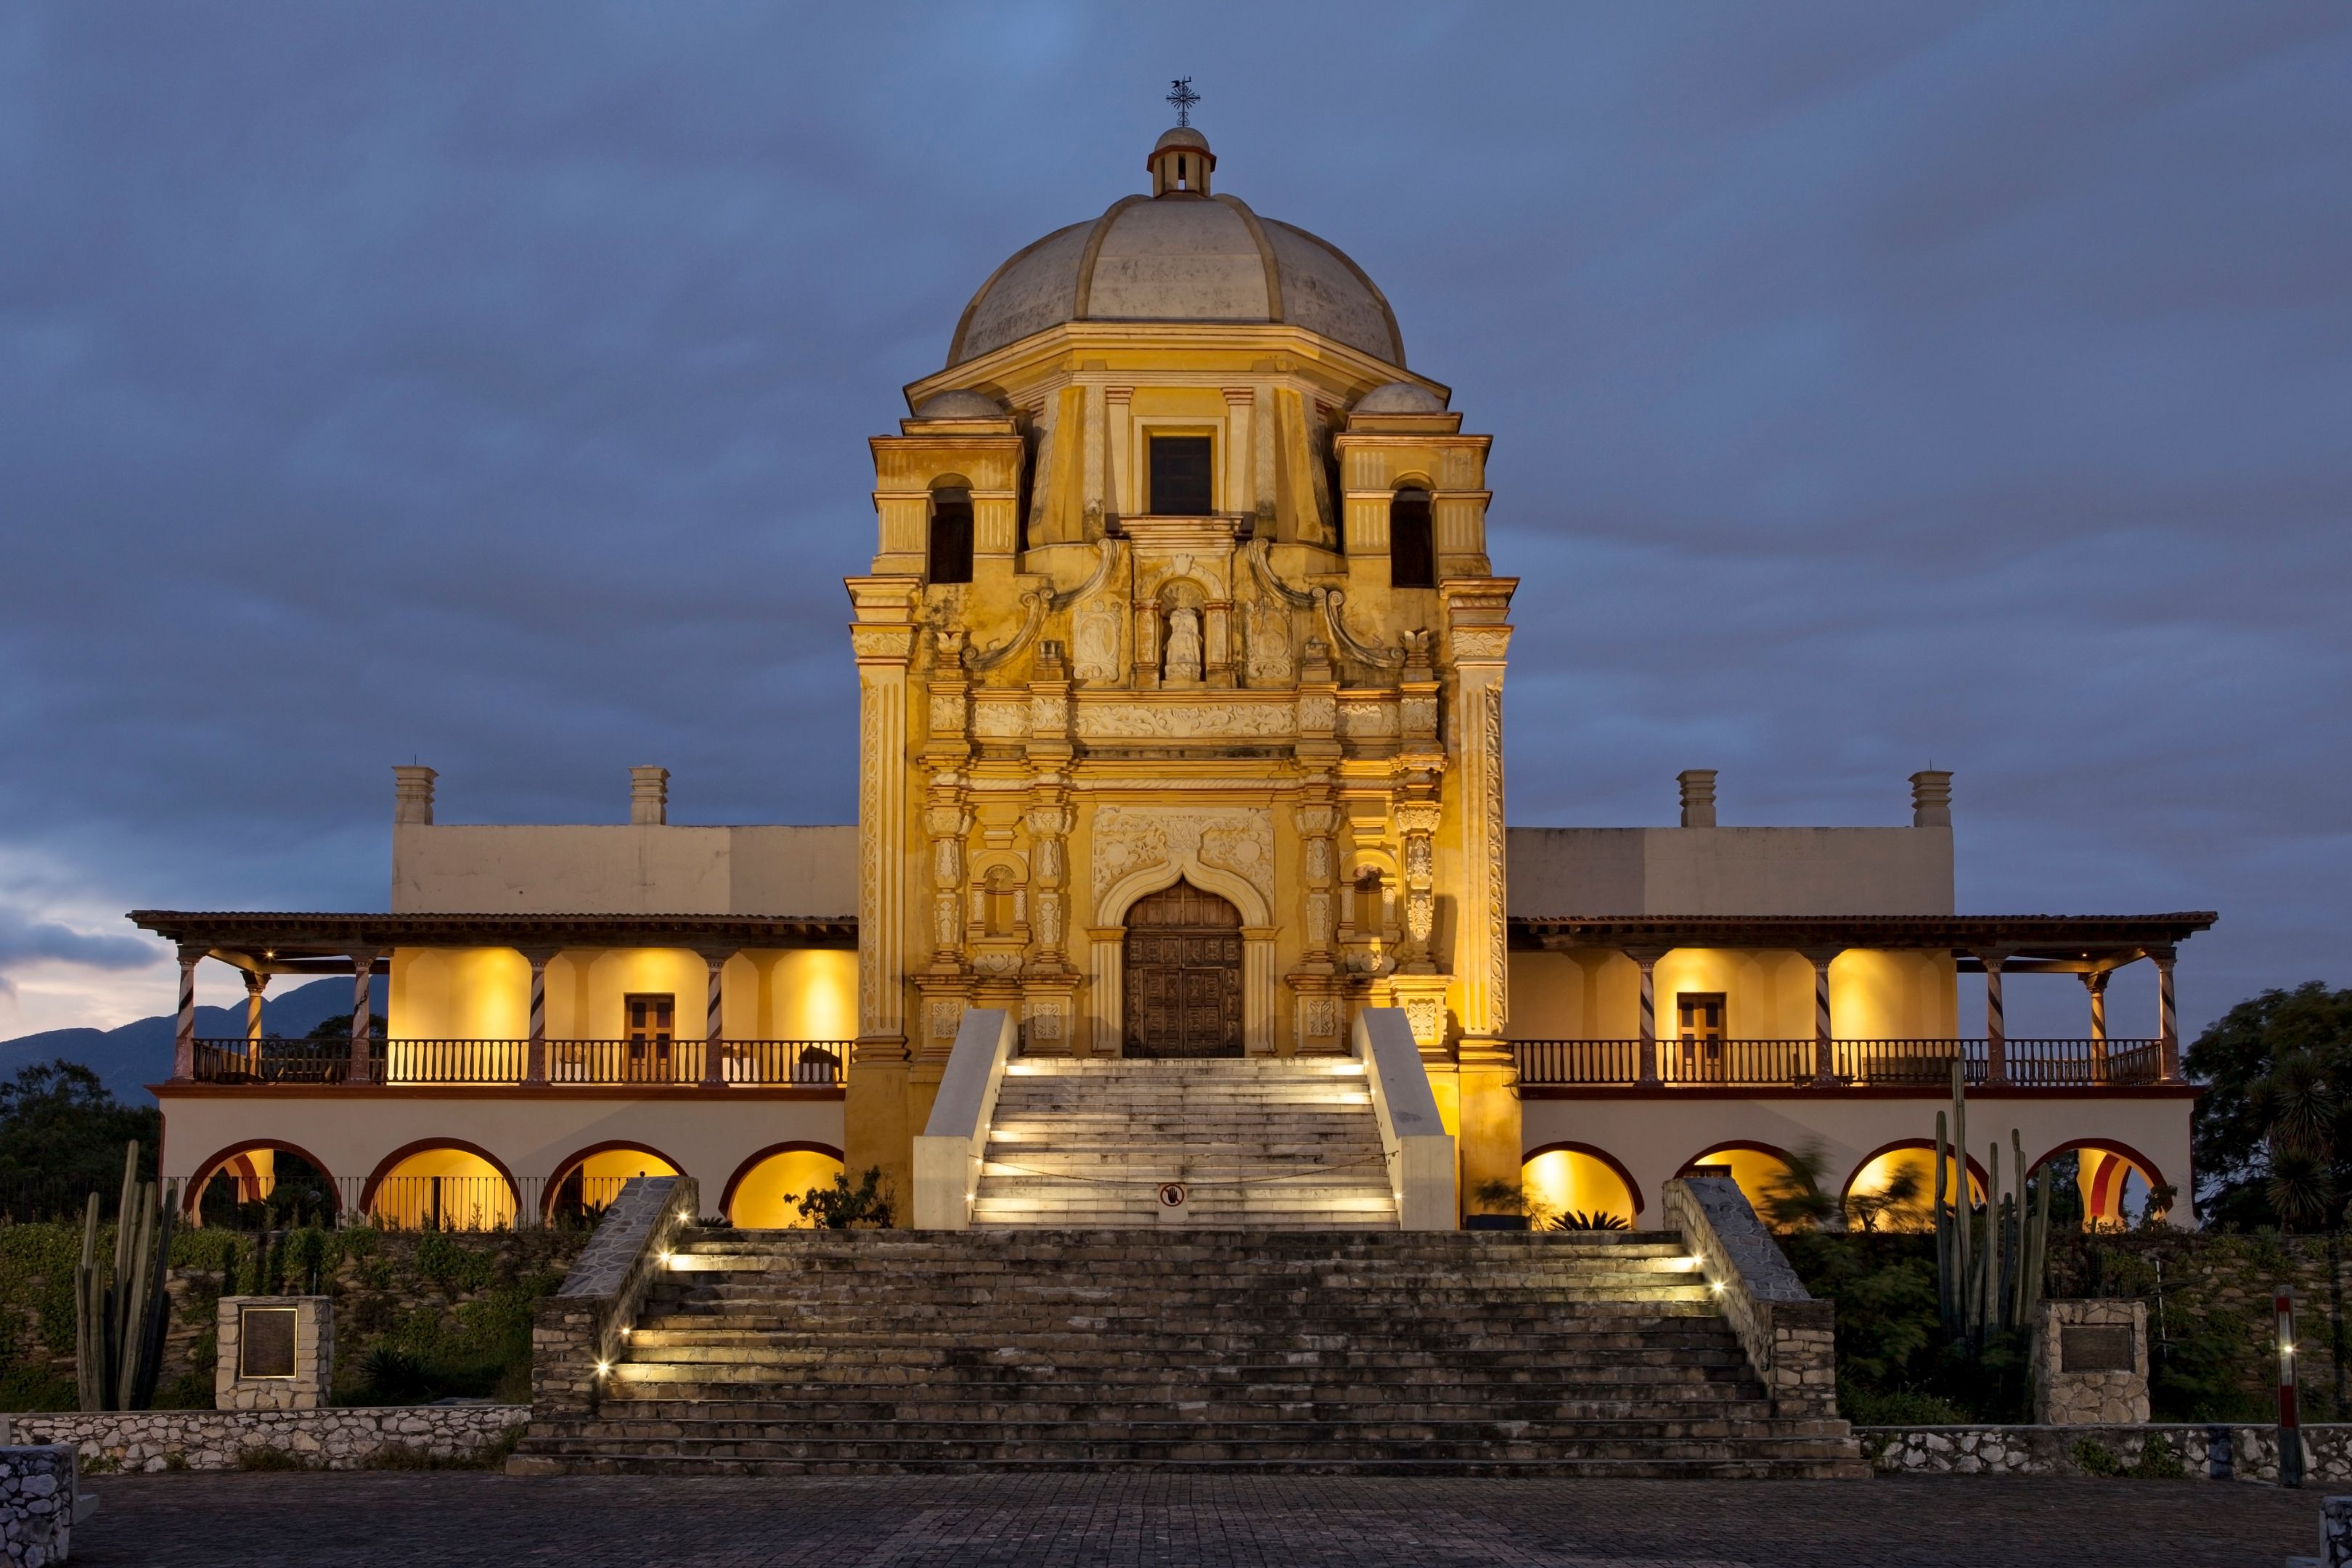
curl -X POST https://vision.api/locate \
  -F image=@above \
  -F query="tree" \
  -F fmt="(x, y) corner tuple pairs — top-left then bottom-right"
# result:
(2186, 982), (2352, 1229)
(0, 1060), (161, 1211)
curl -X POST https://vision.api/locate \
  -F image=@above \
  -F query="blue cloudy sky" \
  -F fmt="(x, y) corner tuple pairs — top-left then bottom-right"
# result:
(1, 4), (2345, 1041)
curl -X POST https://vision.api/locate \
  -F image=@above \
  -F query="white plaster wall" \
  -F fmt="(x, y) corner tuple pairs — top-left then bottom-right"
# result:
(1520, 1093), (2194, 1225)
(1508, 827), (1953, 917)
(392, 825), (856, 915)
(159, 1093), (846, 1214)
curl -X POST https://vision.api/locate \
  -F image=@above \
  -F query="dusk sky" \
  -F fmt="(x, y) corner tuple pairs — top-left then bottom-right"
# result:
(1, 4), (2345, 1043)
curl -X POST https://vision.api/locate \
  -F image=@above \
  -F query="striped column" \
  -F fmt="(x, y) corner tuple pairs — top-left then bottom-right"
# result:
(2084, 969), (2110, 1079)
(347, 950), (379, 1085)
(1983, 955), (2006, 1086)
(1810, 952), (1837, 1087)
(2156, 952), (2179, 1082)
(523, 950), (553, 1085)
(172, 947), (202, 1080)
(1636, 953), (1659, 1086)
(243, 970), (269, 1045)
(702, 951), (732, 1087)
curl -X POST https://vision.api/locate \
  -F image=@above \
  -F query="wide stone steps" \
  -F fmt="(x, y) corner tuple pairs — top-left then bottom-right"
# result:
(514, 1224), (1866, 1477)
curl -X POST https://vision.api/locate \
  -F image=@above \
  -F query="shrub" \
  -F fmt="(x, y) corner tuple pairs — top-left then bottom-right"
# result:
(1839, 1385), (1969, 1425)
(795, 1168), (896, 1230)
(236, 1446), (312, 1472)
(2133, 1433), (2185, 1479)
(1548, 1211), (1630, 1232)
(2070, 1437), (2124, 1477)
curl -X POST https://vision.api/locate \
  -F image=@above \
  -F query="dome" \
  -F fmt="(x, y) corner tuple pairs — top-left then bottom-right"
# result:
(947, 129), (1404, 369)
(912, 389), (1006, 419)
(1354, 382), (1446, 415)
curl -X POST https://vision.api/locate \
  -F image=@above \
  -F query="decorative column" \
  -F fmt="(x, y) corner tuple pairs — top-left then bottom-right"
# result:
(346, 950), (379, 1085)
(1442, 580), (1516, 1054)
(2083, 969), (2111, 1080)
(1297, 793), (1339, 972)
(1222, 386), (1254, 519)
(2155, 949), (2179, 1082)
(1635, 951), (1662, 1087)
(846, 583), (918, 1060)
(520, 947), (557, 1086)
(1983, 954), (2007, 1087)
(173, 945), (203, 1081)
(699, 950), (733, 1086)
(1807, 949), (1838, 1087)
(1395, 798), (1442, 973)
(242, 969), (269, 1045)
(1105, 386), (1133, 515)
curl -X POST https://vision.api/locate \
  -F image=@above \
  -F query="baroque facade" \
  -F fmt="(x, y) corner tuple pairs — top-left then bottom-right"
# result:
(133, 126), (2211, 1235)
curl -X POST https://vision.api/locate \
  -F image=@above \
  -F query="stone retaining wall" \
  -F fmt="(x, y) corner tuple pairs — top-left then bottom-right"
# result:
(1, 1445), (77, 1566)
(1, 1405), (527, 1473)
(1863, 1422), (2352, 1482)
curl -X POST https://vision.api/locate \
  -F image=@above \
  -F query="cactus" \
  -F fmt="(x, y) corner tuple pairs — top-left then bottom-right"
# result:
(1932, 1061), (2051, 1350)
(74, 1141), (179, 1410)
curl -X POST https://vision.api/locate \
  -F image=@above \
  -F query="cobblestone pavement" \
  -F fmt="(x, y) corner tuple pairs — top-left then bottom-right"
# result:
(76, 1471), (2316, 1567)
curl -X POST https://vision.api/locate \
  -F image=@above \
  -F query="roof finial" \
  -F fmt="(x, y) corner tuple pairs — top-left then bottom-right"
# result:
(1166, 76), (1199, 128)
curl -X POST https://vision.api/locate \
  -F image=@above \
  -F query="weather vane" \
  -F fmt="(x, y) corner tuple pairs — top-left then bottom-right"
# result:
(1167, 77), (1199, 128)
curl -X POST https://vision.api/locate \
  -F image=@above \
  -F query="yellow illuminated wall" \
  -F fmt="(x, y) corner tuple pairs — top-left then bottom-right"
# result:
(371, 1146), (515, 1230)
(1521, 1147), (1637, 1228)
(1506, 948), (1958, 1040)
(1828, 950), (1957, 1039)
(2077, 1147), (2154, 1228)
(388, 948), (530, 1038)
(1844, 1146), (1981, 1233)
(728, 1149), (847, 1229)
(755, 950), (858, 1040)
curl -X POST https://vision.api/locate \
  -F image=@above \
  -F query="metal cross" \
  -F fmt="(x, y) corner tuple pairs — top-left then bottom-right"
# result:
(1167, 77), (1199, 127)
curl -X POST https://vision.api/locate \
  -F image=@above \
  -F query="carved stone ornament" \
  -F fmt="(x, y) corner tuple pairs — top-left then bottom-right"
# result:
(1403, 995), (1444, 1045)
(928, 1000), (962, 1039)
(1074, 596), (1123, 682)
(1244, 598), (1294, 682)
(1164, 606), (1205, 683)
(1091, 805), (1276, 911)
(1296, 693), (1337, 732)
(1450, 627), (1511, 661)
(1302, 997), (1342, 1038)
(1074, 701), (1296, 740)
(1339, 700), (1399, 738)
(971, 697), (1030, 739)
(929, 692), (967, 734)
(1025, 1000), (1065, 1042)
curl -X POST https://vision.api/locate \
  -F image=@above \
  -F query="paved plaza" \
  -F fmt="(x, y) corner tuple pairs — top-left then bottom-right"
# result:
(74, 1471), (2318, 1566)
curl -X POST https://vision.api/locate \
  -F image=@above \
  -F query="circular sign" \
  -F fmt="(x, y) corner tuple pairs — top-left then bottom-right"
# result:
(1157, 1183), (1188, 1209)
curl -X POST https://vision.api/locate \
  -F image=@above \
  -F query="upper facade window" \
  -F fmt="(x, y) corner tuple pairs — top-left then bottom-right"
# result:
(1390, 487), (1435, 588)
(928, 485), (974, 584)
(1148, 436), (1213, 516)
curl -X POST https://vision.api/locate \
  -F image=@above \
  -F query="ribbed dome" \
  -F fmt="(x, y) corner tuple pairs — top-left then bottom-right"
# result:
(947, 133), (1404, 369)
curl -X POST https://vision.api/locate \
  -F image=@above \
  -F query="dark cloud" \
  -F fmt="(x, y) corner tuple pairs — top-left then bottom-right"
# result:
(0, 3), (2347, 1034)
(0, 909), (155, 973)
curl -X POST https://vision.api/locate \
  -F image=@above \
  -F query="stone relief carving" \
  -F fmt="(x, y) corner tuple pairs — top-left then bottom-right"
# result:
(1024, 1000), (1065, 1042)
(929, 692), (967, 734)
(1482, 684), (1508, 1028)
(927, 999), (961, 1039)
(1074, 596), (1122, 682)
(1338, 701), (1398, 738)
(1295, 693), (1337, 732)
(1090, 806), (1276, 912)
(971, 698), (1031, 740)
(1244, 597), (1294, 683)
(1164, 607), (1204, 684)
(1403, 996), (1444, 1046)
(1074, 703), (1296, 740)
(1451, 628), (1511, 661)
(1301, 997), (1341, 1039)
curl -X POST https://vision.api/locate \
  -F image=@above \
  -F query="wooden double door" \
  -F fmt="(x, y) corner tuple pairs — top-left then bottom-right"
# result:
(1122, 879), (1243, 1058)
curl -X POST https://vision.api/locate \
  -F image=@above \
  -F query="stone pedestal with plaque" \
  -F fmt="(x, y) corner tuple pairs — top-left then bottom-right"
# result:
(215, 1295), (332, 1410)
(2032, 1298), (2148, 1425)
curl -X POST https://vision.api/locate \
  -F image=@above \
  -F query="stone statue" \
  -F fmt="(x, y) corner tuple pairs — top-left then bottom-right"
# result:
(1164, 606), (1204, 684)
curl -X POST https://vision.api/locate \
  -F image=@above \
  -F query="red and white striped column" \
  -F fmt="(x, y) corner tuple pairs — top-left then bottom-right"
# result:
(347, 950), (379, 1085)
(1809, 950), (1838, 1087)
(2155, 950), (2179, 1082)
(701, 950), (733, 1087)
(522, 948), (555, 1085)
(1983, 954), (2007, 1087)
(1635, 952), (1660, 1086)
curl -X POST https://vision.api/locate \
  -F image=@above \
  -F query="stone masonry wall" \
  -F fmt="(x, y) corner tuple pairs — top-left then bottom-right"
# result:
(6, 1405), (528, 1474)
(0, 1445), (76, 1567)
(1864, 1422), (2352, 1482)
(1663, 1177), (1837, 1420)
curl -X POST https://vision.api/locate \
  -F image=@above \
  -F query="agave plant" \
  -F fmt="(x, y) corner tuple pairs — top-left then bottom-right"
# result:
(1549, 1210), (1630, 1232)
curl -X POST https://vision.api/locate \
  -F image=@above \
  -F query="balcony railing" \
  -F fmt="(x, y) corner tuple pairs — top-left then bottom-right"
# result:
(1513, 1037), (2167, 1089)
(188, 1038), (849, 1087)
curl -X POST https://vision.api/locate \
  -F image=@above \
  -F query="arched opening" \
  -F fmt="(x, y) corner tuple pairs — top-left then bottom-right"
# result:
(724, 1143), (847, 1229)
(1522, 1143), (1641, 1228)
(366, 1143), (517, 1231)
(2031, 1140), (2168, 1230)
(186, 1142), (339, 1229)
(1389, 486), (1434, 589)
(928, 483), (973, 584)
(1122, 878), (1242, 1058)
(1678, 1143), (1805, 1225)
(544, 1143), (681, 1225)
(1843, 1142), (1986, 1234)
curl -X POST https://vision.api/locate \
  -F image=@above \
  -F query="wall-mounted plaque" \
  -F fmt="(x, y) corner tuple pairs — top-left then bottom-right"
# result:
(2059, 1323), (2136, 1373)
(238, 1305), (298, 1379)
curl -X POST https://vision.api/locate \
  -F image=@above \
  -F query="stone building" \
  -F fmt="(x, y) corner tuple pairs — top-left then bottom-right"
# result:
(134, 124), (2210, 1235)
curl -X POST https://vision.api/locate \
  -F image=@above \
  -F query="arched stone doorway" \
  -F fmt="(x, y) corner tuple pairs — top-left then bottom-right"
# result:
(1122, 878), (1243, 1058)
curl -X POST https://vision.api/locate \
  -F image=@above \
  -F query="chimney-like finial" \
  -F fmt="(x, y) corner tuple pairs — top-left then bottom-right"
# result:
(1678, 769), (1718, 828)
(393, 765), (436, 826)
(1911, 769), (1953, 828)
(630, 766), (669, 827)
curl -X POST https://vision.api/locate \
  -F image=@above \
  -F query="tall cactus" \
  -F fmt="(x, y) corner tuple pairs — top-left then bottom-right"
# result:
(74, 1141), (179, 1410)
(1932, 1061), (2051, 1349)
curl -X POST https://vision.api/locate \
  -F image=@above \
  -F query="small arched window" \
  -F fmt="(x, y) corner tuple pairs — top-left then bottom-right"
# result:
(928, 485), (973, 584)
(1389, 488), (1434, 589)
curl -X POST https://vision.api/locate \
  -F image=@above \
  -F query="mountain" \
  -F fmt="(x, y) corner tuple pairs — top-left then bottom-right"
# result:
(0, 975), (387, 1106)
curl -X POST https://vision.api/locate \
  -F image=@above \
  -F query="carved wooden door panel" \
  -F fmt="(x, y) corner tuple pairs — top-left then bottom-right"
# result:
(1123, 880), (1243, 1057)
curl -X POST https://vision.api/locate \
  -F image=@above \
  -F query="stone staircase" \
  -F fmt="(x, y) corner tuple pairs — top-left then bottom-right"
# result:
(971, 1057), (1398, 1229)
(513, 1229), (1866, 1477)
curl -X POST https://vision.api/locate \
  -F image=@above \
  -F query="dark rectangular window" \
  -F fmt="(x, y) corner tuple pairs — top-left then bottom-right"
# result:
(928, 490), (973, 584)
(1389, 491), (1435, 588)
(1148, 436), (1214, 515)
